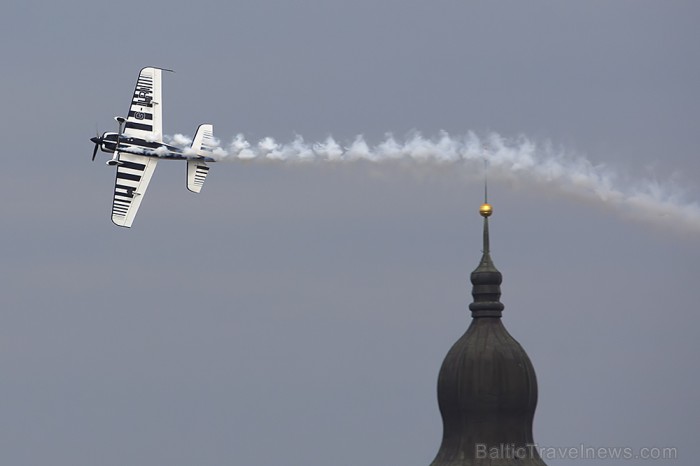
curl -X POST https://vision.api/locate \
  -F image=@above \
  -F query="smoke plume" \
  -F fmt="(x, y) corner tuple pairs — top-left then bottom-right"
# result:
(167, 131), (700, 233)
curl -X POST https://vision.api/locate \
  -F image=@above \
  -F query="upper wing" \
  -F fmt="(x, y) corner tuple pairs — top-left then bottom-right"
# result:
(111, 153), (158, 228)
(123, 67), (164, 142)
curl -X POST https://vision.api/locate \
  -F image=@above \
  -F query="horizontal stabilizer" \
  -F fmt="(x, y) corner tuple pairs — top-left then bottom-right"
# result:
(187, 160), (210, 193)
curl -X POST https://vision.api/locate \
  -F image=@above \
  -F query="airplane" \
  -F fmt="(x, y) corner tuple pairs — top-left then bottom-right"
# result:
(90, 66), (217, 228)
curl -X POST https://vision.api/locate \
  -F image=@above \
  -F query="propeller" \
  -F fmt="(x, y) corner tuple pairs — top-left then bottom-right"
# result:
(90, 133), (101, 161)
(90, 123), (102, 161)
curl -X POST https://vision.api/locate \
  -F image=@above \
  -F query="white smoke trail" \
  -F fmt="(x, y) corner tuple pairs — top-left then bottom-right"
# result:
(165, 131), (700, 233)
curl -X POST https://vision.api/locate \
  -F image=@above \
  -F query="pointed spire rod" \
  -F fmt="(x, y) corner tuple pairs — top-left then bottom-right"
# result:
(483, 145), (488, 204)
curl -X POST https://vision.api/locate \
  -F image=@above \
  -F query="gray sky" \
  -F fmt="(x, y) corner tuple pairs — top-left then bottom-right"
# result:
(1, 1), (699, 465)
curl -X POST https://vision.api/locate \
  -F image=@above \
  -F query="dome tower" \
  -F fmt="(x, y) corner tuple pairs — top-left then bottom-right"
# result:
(429, 200), (547, 466)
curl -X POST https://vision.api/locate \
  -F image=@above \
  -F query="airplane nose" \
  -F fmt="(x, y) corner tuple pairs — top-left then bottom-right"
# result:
(90, 136), (101, 144)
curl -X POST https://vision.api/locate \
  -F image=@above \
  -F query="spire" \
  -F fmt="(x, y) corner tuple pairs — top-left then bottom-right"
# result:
(469, 169), (503, 318)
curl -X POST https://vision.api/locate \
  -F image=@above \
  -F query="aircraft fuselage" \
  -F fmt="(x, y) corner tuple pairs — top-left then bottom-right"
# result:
(97, 132), (214, 162)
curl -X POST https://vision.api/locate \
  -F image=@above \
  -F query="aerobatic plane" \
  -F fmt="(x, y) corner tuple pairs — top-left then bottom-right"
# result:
(90, 66), (217, 227)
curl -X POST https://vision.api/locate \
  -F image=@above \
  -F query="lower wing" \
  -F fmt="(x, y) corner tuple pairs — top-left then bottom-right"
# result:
(111, 153), (158, 228)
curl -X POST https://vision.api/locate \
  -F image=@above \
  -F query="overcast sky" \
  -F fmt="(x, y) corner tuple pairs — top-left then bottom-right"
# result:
(1, 1), (699, 465)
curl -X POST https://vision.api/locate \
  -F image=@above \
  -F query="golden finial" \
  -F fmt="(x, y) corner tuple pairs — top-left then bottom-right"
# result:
(479, 203), (493, 217)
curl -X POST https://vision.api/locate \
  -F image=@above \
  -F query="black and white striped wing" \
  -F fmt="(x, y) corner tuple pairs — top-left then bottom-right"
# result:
(111, 153), (158, 228)
(123, 67), (163, 142)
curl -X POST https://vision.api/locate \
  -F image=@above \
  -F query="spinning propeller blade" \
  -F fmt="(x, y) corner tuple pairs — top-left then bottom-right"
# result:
(90, 129), (101, 162)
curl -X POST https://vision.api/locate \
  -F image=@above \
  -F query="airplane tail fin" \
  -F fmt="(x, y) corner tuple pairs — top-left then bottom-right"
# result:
(190, 124), (216, 157)
(187, 124), (215, 193)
